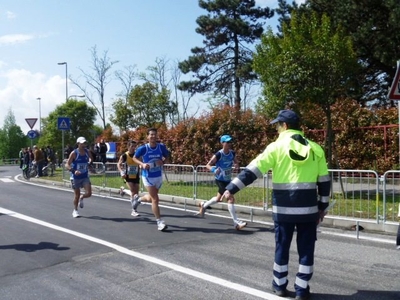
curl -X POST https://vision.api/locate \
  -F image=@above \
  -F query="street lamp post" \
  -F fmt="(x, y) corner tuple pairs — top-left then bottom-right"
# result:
(58, 62), (68, 163)
(37, 97), (41, 133)
(67, 94), (85, 101)
(57, 62), (68, 101)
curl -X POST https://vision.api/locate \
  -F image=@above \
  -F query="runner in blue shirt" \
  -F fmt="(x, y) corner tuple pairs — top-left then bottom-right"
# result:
(65, 137), (93, 218)
(198, 134), (247, 230)
(132, 128), (170, 231)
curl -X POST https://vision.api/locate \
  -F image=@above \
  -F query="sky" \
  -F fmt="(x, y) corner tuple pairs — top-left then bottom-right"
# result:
(0, 0), (305, 135)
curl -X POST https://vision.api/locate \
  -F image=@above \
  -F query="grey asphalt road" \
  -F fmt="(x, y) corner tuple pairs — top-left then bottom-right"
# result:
(0, 165), (399, 300)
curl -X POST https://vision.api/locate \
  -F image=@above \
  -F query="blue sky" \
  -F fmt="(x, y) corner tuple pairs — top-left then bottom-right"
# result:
(0, 0), (304, 135)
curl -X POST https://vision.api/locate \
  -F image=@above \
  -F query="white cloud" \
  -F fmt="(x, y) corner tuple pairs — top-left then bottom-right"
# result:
(6, 11), (16, 19)
(0, 69), (67, 133)
(0, 34), (34, 45)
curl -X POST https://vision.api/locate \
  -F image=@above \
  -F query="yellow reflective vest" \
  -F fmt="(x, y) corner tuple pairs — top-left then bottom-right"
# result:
(227, 129), (330, 222)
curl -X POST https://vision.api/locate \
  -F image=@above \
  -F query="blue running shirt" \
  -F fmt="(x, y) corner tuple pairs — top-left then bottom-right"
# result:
(135, 143), (170, 178)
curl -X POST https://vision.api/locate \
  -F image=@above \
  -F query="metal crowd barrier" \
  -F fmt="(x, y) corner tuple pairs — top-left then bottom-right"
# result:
(61, 163), (399, 224)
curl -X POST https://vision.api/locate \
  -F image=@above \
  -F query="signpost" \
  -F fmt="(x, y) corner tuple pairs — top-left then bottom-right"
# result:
(388, 60), (400, 165)
(25, 118), (38, 147)
(58, 117), (70, 164)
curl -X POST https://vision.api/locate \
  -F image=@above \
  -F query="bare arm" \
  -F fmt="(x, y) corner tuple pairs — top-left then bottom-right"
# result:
(117, 154), (125, 172)
(65, 151), (76, 173)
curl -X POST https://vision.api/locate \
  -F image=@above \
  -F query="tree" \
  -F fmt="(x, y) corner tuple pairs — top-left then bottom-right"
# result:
(277, 0), (400, 106)
(127, 82), (176, 128)
(41, 100), (97, 155)
(111, 65), (137, 132)
(0, 108), (27, 159)
(140, 57), (198, 126)
(71, 45), (119, 129)
(178, 0), (274, 110)
(253, 12), (359, 167)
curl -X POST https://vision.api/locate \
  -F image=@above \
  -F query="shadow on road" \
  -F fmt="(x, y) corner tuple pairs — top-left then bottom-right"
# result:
(0, 241), (70, 252)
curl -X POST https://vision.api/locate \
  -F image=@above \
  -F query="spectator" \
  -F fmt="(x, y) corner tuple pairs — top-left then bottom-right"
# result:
(98, 139), (108, 164)
(19, 148), (24, 169)
(64, 144), (74, 160)
(46, 145), (56, 176)
(22, 147), (30, 178)
(33, 145), (45, 178)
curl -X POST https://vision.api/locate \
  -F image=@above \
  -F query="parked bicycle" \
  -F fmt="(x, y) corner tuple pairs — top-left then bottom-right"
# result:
(22, 161), (49, 179)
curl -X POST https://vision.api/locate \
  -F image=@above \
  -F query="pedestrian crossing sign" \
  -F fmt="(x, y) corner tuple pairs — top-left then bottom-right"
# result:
(57, 117), (70, 130)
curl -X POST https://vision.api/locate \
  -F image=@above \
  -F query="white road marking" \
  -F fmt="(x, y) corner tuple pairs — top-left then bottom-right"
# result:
(0, 178), (14, 183)
(13, 174), (397, 246)
(0, 206), (282, 300)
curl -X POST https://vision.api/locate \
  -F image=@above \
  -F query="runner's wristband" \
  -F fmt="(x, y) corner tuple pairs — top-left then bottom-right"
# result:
(210, 166), (216, 173)
(69, 168), (75, 173)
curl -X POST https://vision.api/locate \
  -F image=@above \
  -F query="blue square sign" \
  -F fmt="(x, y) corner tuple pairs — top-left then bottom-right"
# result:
(58, 117), (70, 130)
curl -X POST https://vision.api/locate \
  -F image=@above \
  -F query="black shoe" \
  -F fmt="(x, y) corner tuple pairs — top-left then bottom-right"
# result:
(295, 293), (310, 300)
(272, 286), (288, 297)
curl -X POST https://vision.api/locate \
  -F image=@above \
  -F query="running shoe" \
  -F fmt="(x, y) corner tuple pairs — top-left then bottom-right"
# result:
(131, 209), (140, 217)
(72, 210), (80, 218)
(119, 186), (125, 196)
(198, 201), (205, 217)
(79, 196), (84, 208)
(235, 220), (247, 230)
(157, 220), (168, 231)
(132, 195), (141, 210)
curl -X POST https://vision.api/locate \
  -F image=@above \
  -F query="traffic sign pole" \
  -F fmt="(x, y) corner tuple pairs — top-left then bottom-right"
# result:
(388, 60), (400, 166)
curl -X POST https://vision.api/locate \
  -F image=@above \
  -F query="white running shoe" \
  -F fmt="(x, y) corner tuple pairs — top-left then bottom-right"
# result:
(79, 196), (84, 208)
(72, 210), (80, 218)
(396, 245), (400, 250)
(235, 220), (247, 230)
(131, 209), (140, 217)
(198, 201), (205, 217)
(119, 186), (125, 196)
(157, 220), (168, 231)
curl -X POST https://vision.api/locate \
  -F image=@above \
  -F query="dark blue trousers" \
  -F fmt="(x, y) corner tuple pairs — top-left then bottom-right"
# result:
(272, 221), (317, 297)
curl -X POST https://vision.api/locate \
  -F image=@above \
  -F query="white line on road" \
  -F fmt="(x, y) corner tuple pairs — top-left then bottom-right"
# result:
(0, 206), (282, 300)
(0, 178), (15, 182)
(13, 174), (396, 246)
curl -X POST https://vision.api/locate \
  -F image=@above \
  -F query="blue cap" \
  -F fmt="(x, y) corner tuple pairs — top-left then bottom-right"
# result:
(220, 135), (233, 143)
(270, 110), (300, 124)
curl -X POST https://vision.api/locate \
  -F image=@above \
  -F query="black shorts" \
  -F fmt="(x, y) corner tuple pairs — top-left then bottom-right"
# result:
(215, 179), (230, 195)
(125, 176), (140, 184)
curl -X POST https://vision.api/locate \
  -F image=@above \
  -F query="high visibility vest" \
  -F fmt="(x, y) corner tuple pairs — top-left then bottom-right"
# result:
(230, 129), (330, 222)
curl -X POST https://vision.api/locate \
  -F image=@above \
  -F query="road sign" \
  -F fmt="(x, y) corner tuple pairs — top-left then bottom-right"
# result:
(57, 117), (70, 130)
(388, 60), (400, 100)
(25, 118), (38, 129)
(27, 130), (37, 139)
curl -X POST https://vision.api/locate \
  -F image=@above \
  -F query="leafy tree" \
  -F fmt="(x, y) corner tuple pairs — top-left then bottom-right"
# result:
(277, 0), (400, 105)
(41, 100), (97, 155)
(127, 82), (176, 128)
(112, 65), (137, 132)
(253, 12), (359, 167)
(0, 108), (28, 159)
(71, 45), (119, 129)
(178, 0), (274, 110)
(139, 57), (199, 126)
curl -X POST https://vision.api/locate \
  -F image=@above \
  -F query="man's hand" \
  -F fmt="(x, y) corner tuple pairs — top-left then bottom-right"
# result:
(317, 210), (327, 224)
